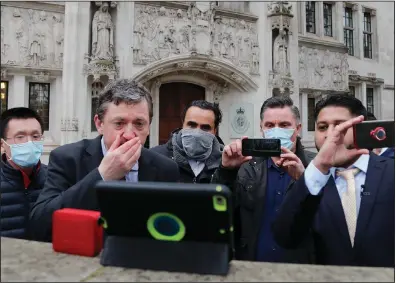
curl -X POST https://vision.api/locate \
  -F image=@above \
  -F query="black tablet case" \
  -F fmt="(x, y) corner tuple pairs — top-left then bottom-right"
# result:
(96, 181), (234, 275)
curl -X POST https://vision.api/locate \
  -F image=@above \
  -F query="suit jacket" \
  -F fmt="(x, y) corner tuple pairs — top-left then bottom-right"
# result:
(272, 153), (395, 267)
(381, 147), (395, 159)
(30, 135), (180, 242)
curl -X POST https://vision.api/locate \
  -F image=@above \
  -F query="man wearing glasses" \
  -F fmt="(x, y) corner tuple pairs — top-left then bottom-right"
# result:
(0, 107), (47, 240)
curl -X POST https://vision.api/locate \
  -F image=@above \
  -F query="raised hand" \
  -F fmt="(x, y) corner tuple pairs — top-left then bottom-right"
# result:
(221, 136), (252, 169)
(277, 147), (305, 180)
(98, 134), (142, 181)
(313, 115), (369, 174)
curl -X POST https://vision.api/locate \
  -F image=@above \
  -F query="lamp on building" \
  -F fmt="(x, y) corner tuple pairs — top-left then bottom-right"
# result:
(1, 92), (5, 100)
(1, 82), (5, 89)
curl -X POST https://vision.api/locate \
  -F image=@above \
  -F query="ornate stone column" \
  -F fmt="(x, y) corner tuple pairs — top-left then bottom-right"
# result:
(149, 79), (162, 148)
(60, 2), (91, 145)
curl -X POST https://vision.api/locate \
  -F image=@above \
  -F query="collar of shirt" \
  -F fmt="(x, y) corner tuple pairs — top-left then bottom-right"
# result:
(267, 157), (285, 172)
(330, 154), (369, 179)
(380, 147), (389, 155)
(100, 137), (139, 171)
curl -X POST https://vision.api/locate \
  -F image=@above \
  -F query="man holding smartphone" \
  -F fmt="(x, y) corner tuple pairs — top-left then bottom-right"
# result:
(211, 96), (315, 263)
(273, 94), (395, 267)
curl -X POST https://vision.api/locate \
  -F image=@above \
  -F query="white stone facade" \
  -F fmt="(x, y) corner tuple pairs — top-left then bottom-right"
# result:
(1, 1), (394, 163)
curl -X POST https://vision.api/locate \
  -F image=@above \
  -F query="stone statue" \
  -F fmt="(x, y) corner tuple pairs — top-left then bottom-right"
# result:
(273, 29), (289, 74)
(28, 10), (44, 66)
(53, 14), (64, 66)
(92, 2), (114, 61)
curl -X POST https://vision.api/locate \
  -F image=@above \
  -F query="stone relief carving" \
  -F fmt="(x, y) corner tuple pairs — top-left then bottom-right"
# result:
(299, 46), (349, 91)
(0, 6), (64, 68)
(0, 69), (7, 80)
(83, 61), (118, 81)
(32, 71), (50, 82)
(60, 117), (79, 132)
(267, 1), (293, 16)
(133, 3), (259, 75)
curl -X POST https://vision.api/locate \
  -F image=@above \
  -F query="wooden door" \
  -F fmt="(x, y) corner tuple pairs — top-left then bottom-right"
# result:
(159, 82), (205, 145)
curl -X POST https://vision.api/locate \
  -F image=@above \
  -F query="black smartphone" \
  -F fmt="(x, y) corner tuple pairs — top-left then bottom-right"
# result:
(353, 120), (395, 149)
(242, 138), (281, 157)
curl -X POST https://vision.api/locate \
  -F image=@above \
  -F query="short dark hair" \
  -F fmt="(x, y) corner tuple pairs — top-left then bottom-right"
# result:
(367, 111), (377, 121)
(181, 100), (223, 130)
(260, 96), (301, 122)
(0, 107), (44, 139)
(97, 79), (153, 122)
(314, 94), (367, 121)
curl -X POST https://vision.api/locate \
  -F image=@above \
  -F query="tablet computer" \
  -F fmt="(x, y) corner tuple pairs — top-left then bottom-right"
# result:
(95, 181), (234, 246)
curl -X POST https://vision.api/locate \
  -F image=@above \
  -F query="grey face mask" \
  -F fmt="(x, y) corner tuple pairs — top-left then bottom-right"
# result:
(181, 128), (215, 161)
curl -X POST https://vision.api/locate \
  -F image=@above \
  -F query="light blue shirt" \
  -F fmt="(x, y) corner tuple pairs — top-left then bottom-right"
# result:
(304, 154), (370, 215)
(100, 137), (139, 182)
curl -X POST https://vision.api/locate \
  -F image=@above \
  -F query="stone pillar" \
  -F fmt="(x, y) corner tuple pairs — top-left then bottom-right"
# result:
(60, 2), (91, 145)
(300, 92), (308, 139)
(317, 1), (324, 38)
(361, 81), (367, 108)
(116, 2), (135, 78)
(149, 79), (161, 148)
(335, 2), (344, 43)
(9, 75), (26, 108)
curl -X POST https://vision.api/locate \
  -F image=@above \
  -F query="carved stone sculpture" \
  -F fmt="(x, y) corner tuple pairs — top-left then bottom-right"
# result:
(273, 29), (289, 74)
(1, 6), (64, 68)
(299, 46), (348, 91)
(91, 2), (114, 61)
(132, 3), (259, 75)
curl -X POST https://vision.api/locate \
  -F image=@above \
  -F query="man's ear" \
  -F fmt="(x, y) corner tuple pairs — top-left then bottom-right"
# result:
(93, 115), (103, 135)
(296, 123), (302, 136)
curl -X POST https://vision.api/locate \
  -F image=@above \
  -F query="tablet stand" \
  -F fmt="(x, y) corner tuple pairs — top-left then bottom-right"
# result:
(100, 235), (231, 275)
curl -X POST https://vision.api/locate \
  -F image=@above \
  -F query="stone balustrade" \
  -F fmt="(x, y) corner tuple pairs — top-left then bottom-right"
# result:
(1, 237), (393, 282)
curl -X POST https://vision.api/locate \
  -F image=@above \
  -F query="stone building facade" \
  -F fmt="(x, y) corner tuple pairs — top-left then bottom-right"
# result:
(1, 1), (394, 163)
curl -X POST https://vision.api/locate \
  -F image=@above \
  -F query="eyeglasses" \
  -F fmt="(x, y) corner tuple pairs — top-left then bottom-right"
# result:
(4, 134), (44, 144)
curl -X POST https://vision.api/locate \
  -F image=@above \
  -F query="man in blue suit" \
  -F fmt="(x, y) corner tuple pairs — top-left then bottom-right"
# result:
(273, 94), (395, 267)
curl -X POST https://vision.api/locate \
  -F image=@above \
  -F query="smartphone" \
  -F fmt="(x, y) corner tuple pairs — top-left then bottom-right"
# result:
(242, 138), (281, 157)
(353, 120), (395, 149)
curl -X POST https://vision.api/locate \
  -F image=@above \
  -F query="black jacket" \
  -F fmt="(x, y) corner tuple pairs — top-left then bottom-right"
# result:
(1, 155), (47, 240)
(30, 135), (180, 242)
(211, 138), (316, 263)
(150, 128), (225, 184)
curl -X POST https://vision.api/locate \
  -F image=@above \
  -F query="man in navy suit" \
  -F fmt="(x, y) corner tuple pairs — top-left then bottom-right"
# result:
(273, 94), (395, 267)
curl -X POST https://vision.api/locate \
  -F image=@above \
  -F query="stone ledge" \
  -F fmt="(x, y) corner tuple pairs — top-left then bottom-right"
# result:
(1, 237), (394, 282)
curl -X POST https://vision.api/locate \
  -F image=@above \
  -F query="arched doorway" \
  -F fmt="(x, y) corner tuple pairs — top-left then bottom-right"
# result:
(159, 82), (205, 145)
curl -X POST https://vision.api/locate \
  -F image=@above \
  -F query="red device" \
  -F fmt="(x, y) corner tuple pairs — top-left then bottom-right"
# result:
(52, 208), (104, 257)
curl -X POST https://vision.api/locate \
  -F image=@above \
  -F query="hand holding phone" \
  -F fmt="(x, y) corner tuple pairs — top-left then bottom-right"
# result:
(353, 120), (395, 150)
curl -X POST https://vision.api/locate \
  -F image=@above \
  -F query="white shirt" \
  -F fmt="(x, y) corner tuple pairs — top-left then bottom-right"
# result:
(304, 154), (370, 215)
(100, 137), (139, 182)
(188, 160), (205, 177)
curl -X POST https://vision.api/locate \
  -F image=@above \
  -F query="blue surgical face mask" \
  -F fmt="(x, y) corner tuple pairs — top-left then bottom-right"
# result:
(263, 127), (295, 150)
(4, 140), (43, 168)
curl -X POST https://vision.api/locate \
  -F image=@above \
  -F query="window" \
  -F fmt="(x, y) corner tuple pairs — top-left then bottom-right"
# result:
(216, 2), (249, 13)
(366, 87), (374, 114)
(1, 81), (8, 114)
(323, 3), (333, 37)
(349, 86), (355, 97)
(306, 2), (316, 33)
(363, 12), (373, 59)
(91, 81), (104, 131)
(343, 7), (354, 56)
(307, 97), (316, 131)
(29, 83), (50, 131)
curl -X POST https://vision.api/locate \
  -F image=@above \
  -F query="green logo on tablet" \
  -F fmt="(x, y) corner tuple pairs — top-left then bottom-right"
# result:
(147, 212), (186, 241)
